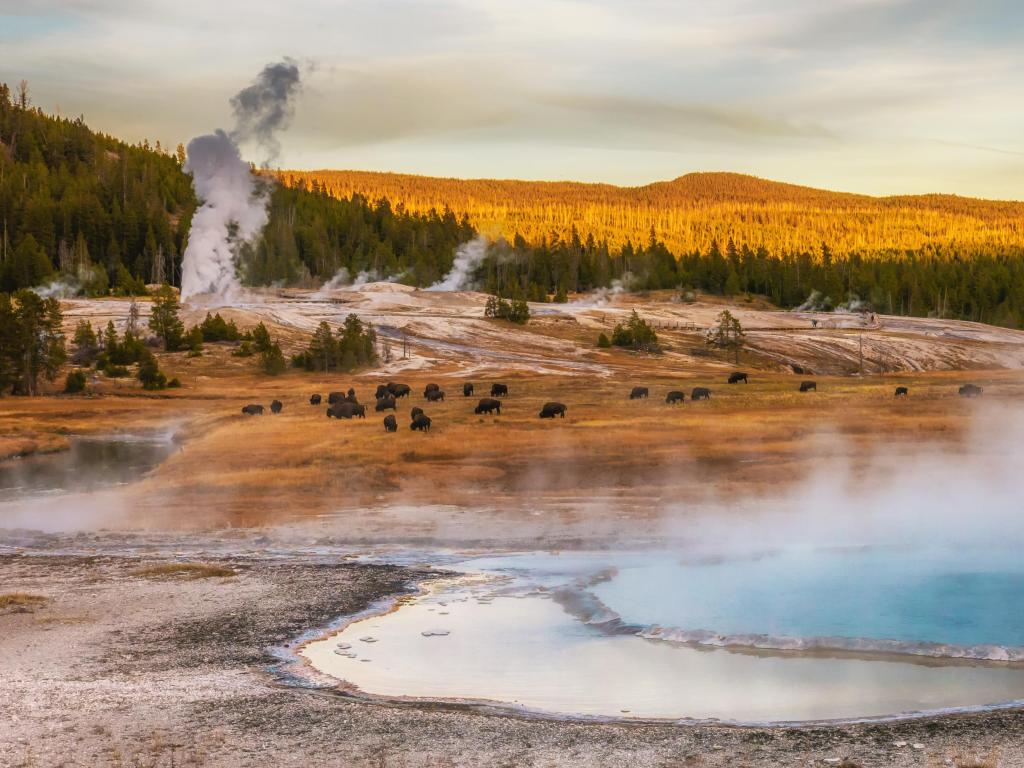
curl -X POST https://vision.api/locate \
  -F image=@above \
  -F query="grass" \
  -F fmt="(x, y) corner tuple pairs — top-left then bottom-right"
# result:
(951, 748), (1002, 768)
(0, 592), (48, 611)
(131, 562), (236, 579)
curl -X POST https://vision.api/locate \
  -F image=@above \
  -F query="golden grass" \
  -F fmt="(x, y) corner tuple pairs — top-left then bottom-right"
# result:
(0, 592), (48, 610)
(951, 748), (1002, 768)
(132, 563), (236, 579)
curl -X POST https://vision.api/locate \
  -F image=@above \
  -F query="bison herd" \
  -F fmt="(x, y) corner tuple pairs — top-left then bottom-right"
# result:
(239, 370), (989, 428)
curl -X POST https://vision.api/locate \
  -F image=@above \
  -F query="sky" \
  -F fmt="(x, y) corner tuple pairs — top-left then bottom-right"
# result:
(1, 0), (1022, 198)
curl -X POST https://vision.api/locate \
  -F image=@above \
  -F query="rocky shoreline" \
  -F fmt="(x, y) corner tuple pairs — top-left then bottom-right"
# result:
(2, 534), (1023, 767)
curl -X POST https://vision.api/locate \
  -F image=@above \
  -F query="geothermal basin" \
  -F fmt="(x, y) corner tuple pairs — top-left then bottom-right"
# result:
(302, 548), (1024, 723)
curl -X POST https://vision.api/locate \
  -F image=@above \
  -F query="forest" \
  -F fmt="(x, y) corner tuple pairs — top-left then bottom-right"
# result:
(3, 82), (1024, 328)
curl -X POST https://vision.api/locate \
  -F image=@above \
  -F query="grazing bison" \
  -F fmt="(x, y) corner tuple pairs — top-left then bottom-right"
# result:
(629, 386), (649, 400)
(666, 391), (685, 404)
(894, 386), (909, 397)
(411, 413), (432, 432)
(383, 414), (398, 432)
(475, 398), (502, 415)
(375, 384), (390, 400)
(490, 383), (509, 397)
(799, 381), (817, 392)
(309, 394), (322, 405)
(959, 384), (983, 397)
(463, 383), (474, 397)
(728, 372), (748, 384)
(388, 382), (412, 399)
(425, 389), (445, 402)
(329, 402), (365, 419)
(270, 399), (283, 414)
(539, 402), (567, 419)
(345, 388), (359, 404)
(328, 391), (346, 405)
(241, 404), (264, 416)
(375, 397), (397, 412)
(411, 406), (424, 420)
(691, 387), (711, 401)
(424, 383), (440, 397)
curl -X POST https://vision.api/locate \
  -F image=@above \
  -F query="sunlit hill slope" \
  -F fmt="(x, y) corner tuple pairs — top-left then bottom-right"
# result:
(278, 170), (1024, 258)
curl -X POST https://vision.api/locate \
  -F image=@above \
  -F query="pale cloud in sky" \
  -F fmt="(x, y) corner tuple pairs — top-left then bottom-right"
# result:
(1, 0), (1022, 197)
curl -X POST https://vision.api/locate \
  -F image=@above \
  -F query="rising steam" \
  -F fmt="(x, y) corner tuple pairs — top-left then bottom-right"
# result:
(427, 236), (489, 291)
(180, 60), (302, 303)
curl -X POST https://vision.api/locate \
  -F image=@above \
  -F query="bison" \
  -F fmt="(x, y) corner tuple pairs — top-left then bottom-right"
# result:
(241, 404), (264, 416)
(728, 372), (748, 384)
(691, 387), (711, 401)
(345, 388), (359, 404)
(375, 384), (390, 400)
(629, 386), (649, 400)
(463, 383), (474, 397)
(894, 386), (909, 397)
(375, 397), (397, 412)
(328, 391), (346, 405)
(666, 391), (685, 404)
(539, 402), (567, 419)
(329, 402), (365, 419)
(799, 381), (817, 392)
(309, 394), (322, 405)
(411, 413), (432, 432)
(475, 398), (502, 415)
(425, 389), (445, 402)
(388, 382), (412, 399)
(270, 399), (283, 414)
(411, 406), (424, 420)
(424, 383), (440, 397)
(959, 384), (983, 397)
(383, 414), (398, 432)
(490, 383), (509, 397)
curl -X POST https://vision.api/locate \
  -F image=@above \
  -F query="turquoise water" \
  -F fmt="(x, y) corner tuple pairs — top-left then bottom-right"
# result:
(591, 547), (1024, 651)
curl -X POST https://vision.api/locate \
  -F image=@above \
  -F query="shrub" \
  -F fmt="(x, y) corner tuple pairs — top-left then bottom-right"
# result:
(260, 343), (286, 375)
(611, 310), (660, 353)
(232, 341), (254, 357)
(137, 351), (168, 390)
(167, 377), (181, 388)
(103, 364), (130, 378)
(64, 369), (87, 393)
(597, 332), (611, 348)
(197, 312), (241, 342)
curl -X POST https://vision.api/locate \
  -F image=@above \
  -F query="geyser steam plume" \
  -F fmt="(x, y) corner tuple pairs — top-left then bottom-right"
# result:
(427, 236), (489, 291)
(180, 60), (302, 303)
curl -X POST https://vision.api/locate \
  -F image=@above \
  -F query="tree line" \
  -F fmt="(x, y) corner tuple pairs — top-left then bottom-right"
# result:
(3, 82), (1024, 328)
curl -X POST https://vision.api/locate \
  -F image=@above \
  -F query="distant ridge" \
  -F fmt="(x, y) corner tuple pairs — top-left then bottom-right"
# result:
(278, 169), (1024, 258)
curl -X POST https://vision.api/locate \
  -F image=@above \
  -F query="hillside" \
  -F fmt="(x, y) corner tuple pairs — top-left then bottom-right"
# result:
(280, 170), (1024, 259)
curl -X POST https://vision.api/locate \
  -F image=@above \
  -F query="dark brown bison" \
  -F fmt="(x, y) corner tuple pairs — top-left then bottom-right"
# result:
(539, 402), (567, 419)
(270, 399), (282, 414)
(894, 386), (909, 397)
(383, 414), (398, 432)
(241, 404), (264, 415)
(475, 398), (501, 415)
(490, 383), (508, 397)
(425, 389), (445, 402)
(424, 383), (440, 397)
(328, 391), (346, 405)
(728, 372), (748, 384)
(666, 391), (685, 404)
(411, 413), (432, 431)
(959, 384), (983, 397)
(375, 397), (397, 412)
(388, 382), (412, 399)
(375, 384), (390, 400)
(799, 381), (817, 392)
(345, 388), (359, 404)
(463, 383), (474, 397)
(629, 386), (649, 400)
(309, 394), (322, 405)
(329, 402), (365, 419)
(411, 406), (424, 420)
(691, 387), (711, 401)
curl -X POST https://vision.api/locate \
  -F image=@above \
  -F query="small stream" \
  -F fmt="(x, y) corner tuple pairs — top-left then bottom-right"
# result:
(0, 435), (177, 501)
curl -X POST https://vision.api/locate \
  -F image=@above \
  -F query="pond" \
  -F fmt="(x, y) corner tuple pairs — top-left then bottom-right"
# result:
(302, 548), (1024, 723)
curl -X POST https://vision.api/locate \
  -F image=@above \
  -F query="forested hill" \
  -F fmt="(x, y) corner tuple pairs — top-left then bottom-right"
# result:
(281, 169), (1024, 260)
(0, 84), (474, 294)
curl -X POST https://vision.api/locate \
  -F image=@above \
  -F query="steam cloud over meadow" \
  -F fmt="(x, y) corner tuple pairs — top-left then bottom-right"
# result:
(180, 60), (302, 302)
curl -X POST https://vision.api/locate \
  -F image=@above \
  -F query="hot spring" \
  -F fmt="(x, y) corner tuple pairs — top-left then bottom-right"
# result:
(302, 546), (1024, 723)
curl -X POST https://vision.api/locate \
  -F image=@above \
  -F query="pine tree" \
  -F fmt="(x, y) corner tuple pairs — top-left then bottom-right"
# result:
(148, 285), (185, 351)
